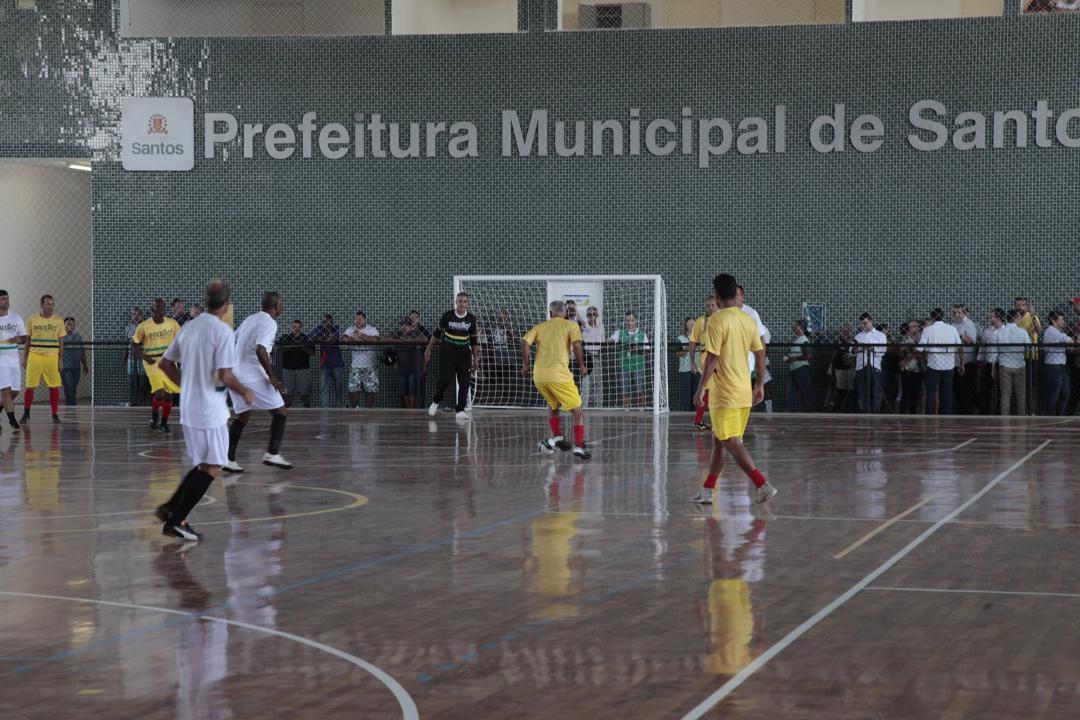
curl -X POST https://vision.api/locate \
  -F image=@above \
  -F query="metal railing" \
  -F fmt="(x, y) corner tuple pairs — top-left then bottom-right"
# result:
(17, 340), (1080, 417)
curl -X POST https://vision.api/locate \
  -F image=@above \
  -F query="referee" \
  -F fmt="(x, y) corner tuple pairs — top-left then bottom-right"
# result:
(425, 292), (480, 420)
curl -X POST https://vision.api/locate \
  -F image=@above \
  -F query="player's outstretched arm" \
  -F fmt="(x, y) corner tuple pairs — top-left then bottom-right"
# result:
(158, 357), (182, 386)
(256, 345), (283, 392)
(572, 340), (588, 376)
(520, 338), (531, 376)
(695, 353), (718, 408)
(752, 350), (766, 405)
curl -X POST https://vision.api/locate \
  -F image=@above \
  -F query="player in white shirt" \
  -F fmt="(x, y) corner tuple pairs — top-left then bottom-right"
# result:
(155, 281), (254, 541)
(0, 290), (27, 433)
(225, 292), (292, 472)
(736, 285), (767, 375)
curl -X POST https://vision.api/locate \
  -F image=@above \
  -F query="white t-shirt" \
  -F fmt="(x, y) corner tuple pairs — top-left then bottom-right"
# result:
(742, 304), (767, 372)
(233, 311), (278, 383)
(344, 325), (380, 368)
(162, 313), (237, 430)
(952, 316), (979, 364)
(918, 321), (962, 371)
(0, 312), (26, 368)
(853, 328), (887, 371)
(976, 325), (999, 363)
(1043, 326), (1073, 366)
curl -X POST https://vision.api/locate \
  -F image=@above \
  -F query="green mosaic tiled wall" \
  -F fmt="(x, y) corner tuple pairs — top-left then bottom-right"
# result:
(2, 3), (1079, 405)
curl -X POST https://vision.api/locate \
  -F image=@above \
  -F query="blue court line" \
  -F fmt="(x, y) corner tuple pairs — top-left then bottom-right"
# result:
(11, 464), (671, 676)
(414, 550), (700, 683)
(9, 507), (546, 675)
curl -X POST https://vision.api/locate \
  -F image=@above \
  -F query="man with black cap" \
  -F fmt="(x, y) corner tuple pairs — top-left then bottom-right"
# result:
(155, 280), (254, 541)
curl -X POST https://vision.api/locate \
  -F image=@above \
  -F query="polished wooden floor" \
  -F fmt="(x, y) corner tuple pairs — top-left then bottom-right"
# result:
(1, 408), (1078, 720)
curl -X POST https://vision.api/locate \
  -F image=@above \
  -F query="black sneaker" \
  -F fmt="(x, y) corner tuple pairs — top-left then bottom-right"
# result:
(9, 418), (20, 432)
(162, 523), (201, 541)
(154, 504), (172, 523)
(51, 415), (61, 425)
(19, 411), (29, 424)
(554, 438), (573, 452)
(159, 421), (171, 434)
(150, 416), (159, 431)
(691, 422), (709, 431)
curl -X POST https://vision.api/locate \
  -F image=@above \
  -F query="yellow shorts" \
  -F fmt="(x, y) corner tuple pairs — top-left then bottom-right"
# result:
(25, 353), (61, 389)
(709, 406), (750, 441)
(146, 364), (180, 394)
(535, 380), (582, 411)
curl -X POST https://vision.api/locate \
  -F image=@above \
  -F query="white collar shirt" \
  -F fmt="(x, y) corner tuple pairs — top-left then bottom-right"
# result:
(1043, 326), (1073, 366)
(853, 329), (887, 371)
(918, 321), (962, 371)
(952, 317), (978, 364)
(990, 323), (1030, 369)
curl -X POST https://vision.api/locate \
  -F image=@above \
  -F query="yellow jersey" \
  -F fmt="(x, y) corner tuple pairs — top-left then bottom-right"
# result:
(523, 318), (582, 384)
(133, 317), (181, 359)
(690, 315), (709, 364)
(704, 307), (763, 408)
(26, 313), (66, 356)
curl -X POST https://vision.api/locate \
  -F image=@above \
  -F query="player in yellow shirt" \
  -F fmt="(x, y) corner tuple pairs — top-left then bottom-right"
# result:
(691, 274), (777, 506)
(521, 300), (591, 459)
(133, 298), (182, 433)
(21, 294), (66, 425)
(688, 294), (718, 431)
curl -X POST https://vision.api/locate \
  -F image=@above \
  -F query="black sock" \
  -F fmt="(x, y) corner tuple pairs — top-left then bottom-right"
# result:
(268, 413), (287, 455)
(162, 467), (199, 518)
(227, 419), (247, 461)
(6, 411), (14, 424)
(171, 469), (215, 524)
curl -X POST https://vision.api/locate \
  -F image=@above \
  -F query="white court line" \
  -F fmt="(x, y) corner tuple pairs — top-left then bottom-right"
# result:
(679, 439), (1052, 720)
(0, 590), (419, 720)
(832, 496), (934, 560)
(866, 586), (1080, 600)
(13, 494), (214, 521)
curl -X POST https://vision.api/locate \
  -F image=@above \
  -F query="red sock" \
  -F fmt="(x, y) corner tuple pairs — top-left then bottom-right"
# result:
(23, 388), (34, 410)
(549, 416), (561, 437)
(694, 391), (709, 423)
(161, 402), (172, 422)
(574, 424), (585, 447)
(152, 398), (160, 414)
(704, 473), (719, 489)
(748, 468), (767, 488)
(49, 388), (59, 415)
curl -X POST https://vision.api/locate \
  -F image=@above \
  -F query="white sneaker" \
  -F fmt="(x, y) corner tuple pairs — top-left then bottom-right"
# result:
(690, 488), (714, 505)
(222, 460), (245, 473)
(456, 411), (470, 422)
(427, 402), (439, 417)
(572, 445), (591, 460)
(263, 453), (293, 470)
(754, 483), (778, 506)
(538, 437), (557, 454)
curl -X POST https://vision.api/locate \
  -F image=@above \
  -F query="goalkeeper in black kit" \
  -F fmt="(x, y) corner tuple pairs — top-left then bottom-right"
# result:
(425, 292), (480, 420)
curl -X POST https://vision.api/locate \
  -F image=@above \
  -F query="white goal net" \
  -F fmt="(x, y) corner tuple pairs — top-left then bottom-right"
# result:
(455, 275), (668, 414)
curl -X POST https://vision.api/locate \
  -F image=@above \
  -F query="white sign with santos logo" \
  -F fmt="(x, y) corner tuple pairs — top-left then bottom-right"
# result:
(121, 97), (195, 171)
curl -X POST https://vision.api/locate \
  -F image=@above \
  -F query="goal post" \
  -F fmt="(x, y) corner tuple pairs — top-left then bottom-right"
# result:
(453, 275), (669, 414)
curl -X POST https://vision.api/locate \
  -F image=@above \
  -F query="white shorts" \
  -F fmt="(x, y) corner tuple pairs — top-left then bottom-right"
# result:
(0, 365), (20, 392)
(229, 376), (284, 414)
(183, 423), (229, 467)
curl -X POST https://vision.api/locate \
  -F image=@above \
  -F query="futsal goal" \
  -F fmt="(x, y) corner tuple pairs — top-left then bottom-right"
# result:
(454, 275), (669, 414)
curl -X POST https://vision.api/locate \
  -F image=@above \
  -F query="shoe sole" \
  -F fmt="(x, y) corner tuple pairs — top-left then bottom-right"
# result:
(263, 461), (293, 470)
(221, 466), (245, 474)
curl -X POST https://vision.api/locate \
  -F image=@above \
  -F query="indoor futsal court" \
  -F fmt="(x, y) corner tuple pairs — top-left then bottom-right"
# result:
(5, 0), (1080, 718)
(2, 409), (1079, 718)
